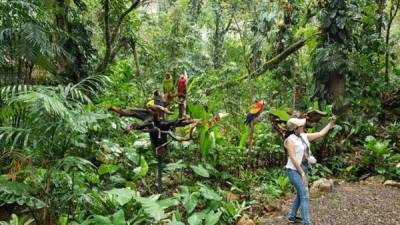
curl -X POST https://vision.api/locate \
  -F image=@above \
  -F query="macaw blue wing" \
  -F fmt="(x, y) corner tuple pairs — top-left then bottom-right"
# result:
(244, 113), (256, 125)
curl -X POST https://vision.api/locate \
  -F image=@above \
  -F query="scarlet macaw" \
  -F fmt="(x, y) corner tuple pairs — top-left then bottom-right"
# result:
(244, 100), (265, 125)
(177, 74), (187, 98)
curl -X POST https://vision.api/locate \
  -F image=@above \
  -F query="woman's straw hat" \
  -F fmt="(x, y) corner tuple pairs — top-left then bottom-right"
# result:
(287, 118), (306, 131)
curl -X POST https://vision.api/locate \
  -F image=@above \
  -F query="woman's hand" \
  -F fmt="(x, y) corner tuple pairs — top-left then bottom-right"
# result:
(330, 115), (337, 125)
(302, 174), (308, 187)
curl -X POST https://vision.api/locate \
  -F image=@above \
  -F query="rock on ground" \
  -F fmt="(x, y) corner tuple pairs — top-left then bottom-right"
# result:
(310, 178), (334, 193)
(259, 182), (400, 225)
(384, 180), (400, 188)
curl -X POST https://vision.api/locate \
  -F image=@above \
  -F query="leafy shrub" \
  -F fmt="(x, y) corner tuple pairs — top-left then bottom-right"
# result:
(359, 136), (400, 179)
(0, 214), (34, 225)
(0, 180), (45, 209)
(309, 163), (333, 182)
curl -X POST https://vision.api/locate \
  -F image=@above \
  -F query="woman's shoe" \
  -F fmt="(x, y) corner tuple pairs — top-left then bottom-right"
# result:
(288, 216), (303, 223)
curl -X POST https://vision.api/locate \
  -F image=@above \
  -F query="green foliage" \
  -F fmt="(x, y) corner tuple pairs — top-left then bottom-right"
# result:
(0, 214), (34, 225)
(309, 163), (333, 183)
(98, 164), (120, 176)
(171, 183), (249, 225)
(80, 188), (171, 224)
(0, 180), (45, 209)
(270, 108), (291, 121)
(190, 164), (210, 178)
(255, 169), (291, 200)
(93, 210), (126, 225)
(358, 136), (399, 179)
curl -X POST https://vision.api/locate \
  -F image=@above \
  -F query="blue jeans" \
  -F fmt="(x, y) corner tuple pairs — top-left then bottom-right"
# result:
(287, 164), (311, 225)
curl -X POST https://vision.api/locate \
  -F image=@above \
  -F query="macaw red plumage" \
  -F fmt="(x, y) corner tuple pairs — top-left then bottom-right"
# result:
(244, 100), (265, 125)
(178, 74), (187, 98)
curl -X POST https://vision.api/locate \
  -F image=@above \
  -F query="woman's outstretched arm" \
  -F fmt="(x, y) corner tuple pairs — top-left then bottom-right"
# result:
(306, 115), (336, 141)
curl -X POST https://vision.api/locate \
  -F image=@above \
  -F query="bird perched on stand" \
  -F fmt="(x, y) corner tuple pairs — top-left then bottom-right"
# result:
(177, 74), (187, 98)
(163, 72), (174, 94)
(177, 74), (188, 119)
(244, 100), (265, 125)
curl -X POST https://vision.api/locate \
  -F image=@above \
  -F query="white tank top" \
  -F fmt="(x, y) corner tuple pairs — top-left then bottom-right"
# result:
(284, 133), (310, 170)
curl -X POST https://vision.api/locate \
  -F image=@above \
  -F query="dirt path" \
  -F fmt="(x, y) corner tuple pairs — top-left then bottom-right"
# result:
(259, 182), (400, 225)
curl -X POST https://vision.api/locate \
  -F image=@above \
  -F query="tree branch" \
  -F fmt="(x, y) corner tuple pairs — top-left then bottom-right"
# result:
(97, 1), (145, 73)
(206, 36), (311, 94)
(107, 105), (153, 120)
(110, 0), (142, 44)
(104, 0), (111, 55)
(161, 120), (200, 141)
(223, 17), (233, 34)
(252, 38), (306, 78)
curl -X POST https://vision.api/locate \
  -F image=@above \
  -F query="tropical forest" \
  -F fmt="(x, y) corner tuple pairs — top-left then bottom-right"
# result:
(0, 0), (399, 224)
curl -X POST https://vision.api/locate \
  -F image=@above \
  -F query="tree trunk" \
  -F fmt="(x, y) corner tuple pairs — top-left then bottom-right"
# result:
(375, 0), (386, 38)
(213, 0), (223, 69)
(385, 0), (400, 84)
(97, 0), (142, 74)
(327, 73), (346, 102)
(212, 0), (232, 69)
(189, 0), (203, 22)
(53, 0), (70, 77)
(274, 2), (294, 53)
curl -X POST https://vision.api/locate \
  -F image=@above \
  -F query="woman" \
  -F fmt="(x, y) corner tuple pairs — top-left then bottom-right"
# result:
(284, 115), (336, 224)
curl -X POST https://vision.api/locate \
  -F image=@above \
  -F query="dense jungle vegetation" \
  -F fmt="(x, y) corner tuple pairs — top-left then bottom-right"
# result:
(0, 0), (399, 224)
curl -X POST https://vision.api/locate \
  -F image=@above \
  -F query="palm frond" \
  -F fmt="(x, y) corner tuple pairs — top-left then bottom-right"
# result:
(0, 127), (31, 149)
(0, 85), (34, 101)
(74, 75), (111, 97)
(67, 111), (110, 133)
(0, 77), (111, 153)
(8, 91), (69, 118)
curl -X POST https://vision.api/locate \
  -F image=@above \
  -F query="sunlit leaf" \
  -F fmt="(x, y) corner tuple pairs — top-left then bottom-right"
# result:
(190, 165), (210, 178)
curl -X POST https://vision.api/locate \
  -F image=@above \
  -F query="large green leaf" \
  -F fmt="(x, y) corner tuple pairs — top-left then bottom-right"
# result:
(176, 186), (199, 214)
(271, 109), (290, 121)
(190, 165), (210, 178)
(187, 104), (211, 120)
(105, 188), (137, 206)
(223, 202), (237, 217)
(111, 209), (126, 225)
(98, 164), (119, 175)
(136, 196), (165, 222)
(0, 213), (34, 225)
(133, 139), (151, 150)
(389, 154), (400, 163)
(133, 156), (148, 177)
(188, 212), (204, 225)
(199, 128), (211, 158)
(372, 142), (389, 155)
(158, 197), (180, 209)
(164, 160), (186, 172)
(184, 193), (199, 214)
(93, 215), (112, 225)
(0, 181), (45, 209)
(198, 184), (222, 201)
(205, 210), (222, 225)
